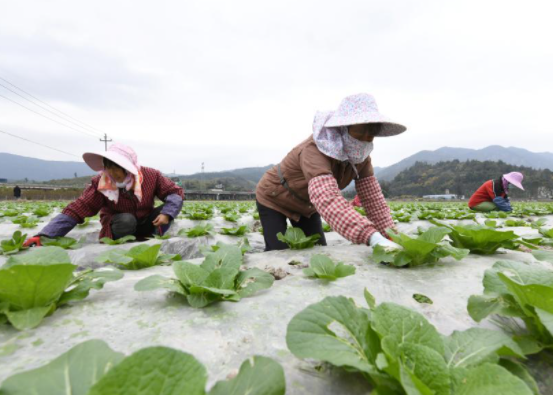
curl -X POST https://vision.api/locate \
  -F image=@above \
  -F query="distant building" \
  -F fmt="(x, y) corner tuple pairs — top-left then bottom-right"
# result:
(0, 178), (7, 183)
(422, 194), (459, 200)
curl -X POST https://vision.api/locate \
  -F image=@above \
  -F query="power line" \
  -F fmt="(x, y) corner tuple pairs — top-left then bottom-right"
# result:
(0, 82), (103, 138)
(0, 75), (107, 137)
(0, 128), (79, 158)
(0, 93), (101, 139)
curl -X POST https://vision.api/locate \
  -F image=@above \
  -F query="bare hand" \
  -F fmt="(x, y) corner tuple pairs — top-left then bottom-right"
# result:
(152, 214), (170, 227)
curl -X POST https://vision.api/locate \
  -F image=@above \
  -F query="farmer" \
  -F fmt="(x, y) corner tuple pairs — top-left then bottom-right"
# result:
(256, 93), (405, 251)
(13, 185), (21, 200)
(468, 172), (524, 212)
(24, 143), (184, 246)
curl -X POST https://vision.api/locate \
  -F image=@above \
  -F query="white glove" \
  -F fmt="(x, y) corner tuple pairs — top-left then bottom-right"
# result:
(369, 232), (401, 249)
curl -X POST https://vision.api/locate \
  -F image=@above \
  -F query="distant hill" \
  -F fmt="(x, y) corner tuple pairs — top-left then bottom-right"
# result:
(0, 153), (95, 182)
(377, 146), (553, 182)
(177, 165), (274, 192)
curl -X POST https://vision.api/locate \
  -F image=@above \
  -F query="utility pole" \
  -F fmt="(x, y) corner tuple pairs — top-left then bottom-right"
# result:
(100, 133), (112, 151)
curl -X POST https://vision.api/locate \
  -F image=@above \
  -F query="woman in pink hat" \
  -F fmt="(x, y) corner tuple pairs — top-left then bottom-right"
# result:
(468, 172), (524, 212)
(256, 93), (406, 251)
(24, 143), (184, 246)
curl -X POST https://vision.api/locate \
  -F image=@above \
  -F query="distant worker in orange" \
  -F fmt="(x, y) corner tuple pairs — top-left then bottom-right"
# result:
(468, 172), (524, 212)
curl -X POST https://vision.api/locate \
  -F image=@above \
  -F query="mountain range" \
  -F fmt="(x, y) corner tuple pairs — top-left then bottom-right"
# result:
(2, 145), (553, 185)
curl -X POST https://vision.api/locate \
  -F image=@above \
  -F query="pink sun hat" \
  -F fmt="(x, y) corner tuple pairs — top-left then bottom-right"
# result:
(324, 93), (407, 137)
(83, 143), (140, 175)
(503, 172), (524, 190)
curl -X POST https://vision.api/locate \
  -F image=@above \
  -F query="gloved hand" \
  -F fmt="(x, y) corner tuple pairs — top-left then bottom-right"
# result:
(23, 236), (42, 248)
(369, 232), (401, 249)
(493, 196), (512, 212)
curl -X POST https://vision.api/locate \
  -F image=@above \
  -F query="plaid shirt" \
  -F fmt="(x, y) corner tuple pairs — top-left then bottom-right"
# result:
(308, 175), (394, 244)
(41, 167), (184, 239)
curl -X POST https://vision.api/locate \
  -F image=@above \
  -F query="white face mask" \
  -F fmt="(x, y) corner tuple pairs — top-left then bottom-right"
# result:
(115, 181), (128, 188)
(342, 130), (374, 164)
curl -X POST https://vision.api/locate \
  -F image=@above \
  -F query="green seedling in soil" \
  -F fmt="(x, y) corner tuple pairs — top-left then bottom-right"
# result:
(96, 244), (180, 270)
(0, 231), (28, 255)
(0, 339), (286, 395)
(135, 245), (274, 308)
(373, 227), (469, 268)
(287, 290), (536, 395)
(40, 236), (84, 250)
(179, 223), (216, 238)
(100, 235), (137, 245)
(303, 254), (355, 281)
(200, 238), (252, 256)
(0, 247), (122, 330)
(220, 225), (249, 236)
(277, 228), (321, 250)
(468, 260), (553, 355)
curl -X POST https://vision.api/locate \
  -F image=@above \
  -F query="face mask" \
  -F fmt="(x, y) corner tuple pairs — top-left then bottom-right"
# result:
(342, 130), (374, 164)
(115, 181), (127, 188)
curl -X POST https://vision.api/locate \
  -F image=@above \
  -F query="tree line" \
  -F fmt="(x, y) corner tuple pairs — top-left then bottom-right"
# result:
(379, 160), (553, 199)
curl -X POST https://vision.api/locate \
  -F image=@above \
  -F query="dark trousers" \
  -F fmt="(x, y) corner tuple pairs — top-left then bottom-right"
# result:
(111, 205), (170, 240)
(256, 200), (327, 251)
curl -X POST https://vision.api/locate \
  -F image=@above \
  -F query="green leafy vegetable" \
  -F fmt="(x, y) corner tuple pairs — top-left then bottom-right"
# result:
(100, 235), (137, 245)
(0, 247), (122, 330)
(200, 238), (252, 256)
(178, 223), (216, 238)
(40, 236), (83, 250)
(96, 244), (180, 270)
(135, 245), (274, 308)
(467, 260), (553, 353)
(430, 220), (520, 255)
(372, 227), (469, 267)
(0, 231), (28, 255)
(0, 339), (286, 395)
(302, 254), (355, 280)
(220, 225), (249, 236)
(276, 228), (321, 250)
(286, 293), (535, 394)
(12, 215), (39, 228)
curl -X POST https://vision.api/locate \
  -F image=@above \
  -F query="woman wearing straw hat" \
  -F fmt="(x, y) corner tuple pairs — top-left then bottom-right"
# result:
(256, 93), (406, 251)
(24, 143), (184, 246)
(468, 172), (524, 212)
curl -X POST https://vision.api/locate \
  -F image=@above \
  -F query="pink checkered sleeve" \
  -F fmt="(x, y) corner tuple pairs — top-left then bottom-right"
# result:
(355, 176), (395, 234)
(308, 175), (378, 245)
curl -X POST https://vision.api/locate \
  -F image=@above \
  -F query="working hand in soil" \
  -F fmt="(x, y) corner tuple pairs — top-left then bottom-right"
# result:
(23, 236), (42, 248)
(152, 214), (170, 227)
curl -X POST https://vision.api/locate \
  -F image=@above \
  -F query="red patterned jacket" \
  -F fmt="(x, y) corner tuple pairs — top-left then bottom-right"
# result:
(41, 167), (184, 239)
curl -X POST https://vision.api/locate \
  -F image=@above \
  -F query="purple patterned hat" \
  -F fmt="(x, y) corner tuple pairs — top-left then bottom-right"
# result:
(324, 93), (406, 137)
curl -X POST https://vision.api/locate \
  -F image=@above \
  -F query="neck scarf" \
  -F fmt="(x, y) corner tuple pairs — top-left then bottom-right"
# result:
(98, 170), (144, 203)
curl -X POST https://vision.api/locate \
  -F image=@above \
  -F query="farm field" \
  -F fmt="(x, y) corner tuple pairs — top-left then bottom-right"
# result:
(1, 200), (553, 394)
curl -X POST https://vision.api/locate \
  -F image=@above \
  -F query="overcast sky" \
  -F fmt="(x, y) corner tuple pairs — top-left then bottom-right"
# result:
(1, 0), (552, 175)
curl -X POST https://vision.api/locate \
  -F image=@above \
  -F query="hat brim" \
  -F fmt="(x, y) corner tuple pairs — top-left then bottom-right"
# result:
(83, 151), (139, 175)
(324, 114), (406, 137)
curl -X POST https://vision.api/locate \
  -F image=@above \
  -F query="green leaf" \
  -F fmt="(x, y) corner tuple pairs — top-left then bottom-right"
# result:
(443, 328), (524, 369)
(5, 246), (71, 267)
(125, 244), (162, 269)
(303, 255), (355, 280)
(179, 223), (215, 237)
(173, 261), (211, 287)
(498, 273), (553, 314)
(371, 303), (444, 359)
(276, 228), (321, 250)
(0, 231), (28, 255)
(235, 268), (274, 298)
(220, 225), (249, 236)
(58, 268), (123, 306)
(96, 249), (134, 266)
(412, 294), (433, 304)
(134, 275), (187, 295)
(201, 245), (242, 272)
(100, 235), (136, 245)
(40, 236), (82, 250)
(286, 296), (378, 374)
(398, 343), (451, 395)
(467, 295), (504, 322)
(88, 347), (207, 395)
(5, 305), (54, 331)
(0, 339), (124, 395)
(532, 249), (553, 264)
(364, 288), (376, 309)
(452, 363), (533, 395)
(499, 359), (541, 395)
(209, 356), (285, 395)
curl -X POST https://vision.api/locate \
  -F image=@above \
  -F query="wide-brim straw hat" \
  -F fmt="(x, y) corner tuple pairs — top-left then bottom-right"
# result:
(503, 172), (524, 190)
(83, 143), (140, 175)
(324, 93), (406, 137)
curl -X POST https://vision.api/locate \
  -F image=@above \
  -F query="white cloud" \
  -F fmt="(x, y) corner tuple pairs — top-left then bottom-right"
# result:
(1, 0), (552, 173)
